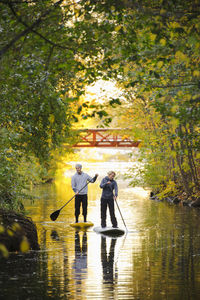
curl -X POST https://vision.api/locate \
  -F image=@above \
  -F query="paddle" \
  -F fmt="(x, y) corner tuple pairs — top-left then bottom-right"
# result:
(114, 198), (128, 230)
(50, 176), (96, 221)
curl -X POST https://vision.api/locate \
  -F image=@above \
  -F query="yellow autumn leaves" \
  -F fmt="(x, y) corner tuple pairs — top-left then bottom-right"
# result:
(0, 223), (30, 258)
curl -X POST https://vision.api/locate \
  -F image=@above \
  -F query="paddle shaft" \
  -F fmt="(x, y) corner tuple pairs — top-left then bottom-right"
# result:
(114, 198), (127, 230)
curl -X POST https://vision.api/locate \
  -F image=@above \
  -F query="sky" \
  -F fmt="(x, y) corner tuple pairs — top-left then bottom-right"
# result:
(85, 80), (122, 103)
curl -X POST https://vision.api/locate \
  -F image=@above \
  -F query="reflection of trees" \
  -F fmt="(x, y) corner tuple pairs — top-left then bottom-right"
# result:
(101, 236), (117, 286)
(72, 230), (88, 295)
(0, 230), (70, 300)
(0, 252), (40, 299)
(128, 202), (200, 299)
(49, 229), (70, 299)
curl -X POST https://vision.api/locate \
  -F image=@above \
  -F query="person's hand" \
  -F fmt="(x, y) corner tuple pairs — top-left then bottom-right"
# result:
(107, 181), (111, 184)
(114, 196), (117, 200)
(76, 191), (79, 195)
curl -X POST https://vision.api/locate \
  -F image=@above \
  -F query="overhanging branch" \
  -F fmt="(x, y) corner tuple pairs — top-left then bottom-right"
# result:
(152, 83), (198, 88)
(0, 0), (65, 59)
(7, 1), (76, 53)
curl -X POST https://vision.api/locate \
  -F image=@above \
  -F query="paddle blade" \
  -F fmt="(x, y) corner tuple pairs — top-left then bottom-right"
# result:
(50, 209), (60, 221)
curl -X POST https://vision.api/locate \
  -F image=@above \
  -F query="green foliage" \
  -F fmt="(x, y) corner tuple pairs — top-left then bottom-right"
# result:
(0, 0), (125, 209)
(0, 129), (25, 211)
(109, 0), (200, 197)
(0, 0), (199, 209)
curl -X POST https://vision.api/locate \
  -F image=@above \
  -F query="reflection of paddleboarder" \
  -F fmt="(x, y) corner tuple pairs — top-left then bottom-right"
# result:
(50, 230), (60, 241)
(101, 236), (117, 284)
(71, 164), (98, 223)
(72, 231), (88, 284)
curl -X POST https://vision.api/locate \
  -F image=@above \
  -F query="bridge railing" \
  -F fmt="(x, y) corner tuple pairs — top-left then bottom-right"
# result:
(70, 128), (140, 148)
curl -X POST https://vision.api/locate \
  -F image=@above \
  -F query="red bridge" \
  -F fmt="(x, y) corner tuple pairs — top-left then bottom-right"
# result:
(71, 128), (140, 148)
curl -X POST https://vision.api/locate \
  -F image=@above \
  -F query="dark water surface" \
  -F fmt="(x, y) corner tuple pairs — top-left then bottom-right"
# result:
(1, 158), (200, 300)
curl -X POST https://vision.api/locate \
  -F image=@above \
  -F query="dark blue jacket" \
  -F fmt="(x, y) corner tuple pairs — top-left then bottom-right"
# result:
(100, 176), (118, 199)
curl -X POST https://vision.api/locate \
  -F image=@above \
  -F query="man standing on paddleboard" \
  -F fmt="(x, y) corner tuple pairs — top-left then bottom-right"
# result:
(100, 171), (118, 228)
(71, 164), (98, 223)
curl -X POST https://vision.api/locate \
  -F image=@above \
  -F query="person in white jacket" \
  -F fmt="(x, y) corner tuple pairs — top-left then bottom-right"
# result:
(71, 164), (98, 223)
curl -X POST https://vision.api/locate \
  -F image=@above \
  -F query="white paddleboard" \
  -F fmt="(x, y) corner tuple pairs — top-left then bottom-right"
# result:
(93, 226), (125, 236)
(70, 221), (94, 229)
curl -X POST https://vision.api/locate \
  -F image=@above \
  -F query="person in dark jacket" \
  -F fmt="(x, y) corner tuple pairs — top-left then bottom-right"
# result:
(100, 171), (118, 228)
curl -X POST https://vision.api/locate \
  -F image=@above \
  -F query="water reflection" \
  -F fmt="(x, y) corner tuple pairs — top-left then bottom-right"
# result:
(2, 149), (200, 299)
(72, 230), (88, 297)
(51, 230), (60, 241)
(101, 236), (117, 285)
(49, 229), (69, 299)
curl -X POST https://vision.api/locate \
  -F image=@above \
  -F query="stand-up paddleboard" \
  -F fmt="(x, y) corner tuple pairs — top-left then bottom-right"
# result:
(93, 226), (125, 237)
(70, 221), (94, 229)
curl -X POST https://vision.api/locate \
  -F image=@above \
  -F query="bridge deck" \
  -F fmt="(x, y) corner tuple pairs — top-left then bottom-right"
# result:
(71, 128), (140, 148)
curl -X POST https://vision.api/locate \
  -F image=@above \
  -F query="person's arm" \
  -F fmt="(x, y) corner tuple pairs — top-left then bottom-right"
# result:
(87, 173), (98, 183)
(71, 176), (77, 193)
(100, 177), (108, 189)
(92, 174), (98, 182)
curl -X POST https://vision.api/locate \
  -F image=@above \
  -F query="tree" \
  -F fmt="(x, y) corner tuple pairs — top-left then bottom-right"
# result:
(105, 0), (200, 198)
(0, 0), (119, 208)
(0, 0), (199, 209)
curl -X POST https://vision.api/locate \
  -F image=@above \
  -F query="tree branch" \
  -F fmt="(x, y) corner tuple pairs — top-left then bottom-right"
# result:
(0, 0), (36, 3)
(0, 0), (65, 59)
(7, 1), (76, 53)
(45, 46), (54, 73)
(152, 83), (198, 88)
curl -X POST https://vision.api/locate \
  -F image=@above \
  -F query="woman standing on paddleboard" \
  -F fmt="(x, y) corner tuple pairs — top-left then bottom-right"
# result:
(100, 171), (118, 228)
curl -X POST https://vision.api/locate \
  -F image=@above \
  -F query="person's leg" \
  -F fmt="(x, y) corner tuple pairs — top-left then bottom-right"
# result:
(75, 195), (81, 222)
(82, 194), (88, 222)
(108, 198), (118, 228)
(101, 197), (107, 227)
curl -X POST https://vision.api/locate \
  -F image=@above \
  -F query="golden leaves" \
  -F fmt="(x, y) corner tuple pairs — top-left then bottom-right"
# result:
(11, 222), (21, 231)
(169, 22), (180, 29)
(115, 25), (122, 32)
(149, 33), (157, 42)
(0, 225), (5, 233)
(0, 244), (9, 258)
(20, 237), (30, 253)
(48, 114), (55, 124)
(111, 64), (119, 70)
(169, 117), (179, 130)
(193, 70), (200, 77)
(160, 9), (166, 15)
(175, 51), (188, 63)
(7, 229), (14, 237)
(160, 39), (166, 46)
(157, 61), (164, 68)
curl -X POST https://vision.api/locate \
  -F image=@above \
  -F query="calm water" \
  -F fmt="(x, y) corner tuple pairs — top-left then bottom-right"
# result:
(1, 150), (200, 300)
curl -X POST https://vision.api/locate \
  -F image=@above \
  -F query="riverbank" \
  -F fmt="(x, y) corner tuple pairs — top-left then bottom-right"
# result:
(0, 209), (40, 258)
(150, 192), (200, 207)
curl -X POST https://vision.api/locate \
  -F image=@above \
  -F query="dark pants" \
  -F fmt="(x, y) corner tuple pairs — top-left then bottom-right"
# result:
(75, 194), (88, 221)
(101, 197), (117, 227)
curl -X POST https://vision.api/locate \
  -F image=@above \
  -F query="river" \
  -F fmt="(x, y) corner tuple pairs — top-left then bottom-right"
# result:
(1, 148), (200, 299)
